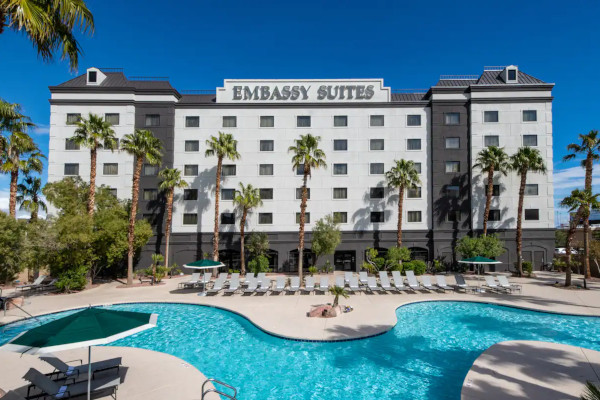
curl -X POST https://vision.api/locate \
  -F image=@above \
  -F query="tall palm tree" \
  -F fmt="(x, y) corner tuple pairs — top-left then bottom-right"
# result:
(121, 129), (162, 285)
(233, 183), (262, 275)
(561, 190), (600, 286)
(158, 167), (188, 269)
(510, 147), (547, 276)
(288, 133), (326, 282)
(16, 175), (46, 221)
(0, 100), (33, 168)
(0, 0), (94, 70)
(71, 113), (117, 216)
(205, 132), (240, 261)
(473, 146), (510, 235)
(385, 159), (421, 247)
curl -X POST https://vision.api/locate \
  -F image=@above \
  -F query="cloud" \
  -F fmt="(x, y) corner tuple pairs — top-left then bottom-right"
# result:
(553, 166), (600, 191)
(0, 189), (47, 219)
(31, 124), (50, 135)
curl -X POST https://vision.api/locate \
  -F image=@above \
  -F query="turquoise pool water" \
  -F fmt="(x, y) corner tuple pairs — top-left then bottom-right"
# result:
(2, 301), (600, 399)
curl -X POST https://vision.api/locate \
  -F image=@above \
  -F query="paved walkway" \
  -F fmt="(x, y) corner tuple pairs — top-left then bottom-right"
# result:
(461, 341), (600, 400)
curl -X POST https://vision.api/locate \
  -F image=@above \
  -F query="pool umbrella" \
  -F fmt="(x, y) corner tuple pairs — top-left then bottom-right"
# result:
(459, 256), (502, 275)
(2, 307), (158, 400)
(183, 259), (225, 296)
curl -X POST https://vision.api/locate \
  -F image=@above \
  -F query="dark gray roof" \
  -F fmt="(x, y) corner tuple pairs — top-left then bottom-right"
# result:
(179, 94), (217, 104)
(391, 93), (428, 102)
(54, 71), (177, 91)
(434, 79), (477, 87)
(475, 70), (546, 85)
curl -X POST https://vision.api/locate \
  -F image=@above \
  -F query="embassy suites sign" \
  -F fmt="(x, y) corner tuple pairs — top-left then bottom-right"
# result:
(216, 79), (391, 103)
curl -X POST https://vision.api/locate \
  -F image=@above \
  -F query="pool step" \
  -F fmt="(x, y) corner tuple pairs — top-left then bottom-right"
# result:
(202, 377), (238, 399)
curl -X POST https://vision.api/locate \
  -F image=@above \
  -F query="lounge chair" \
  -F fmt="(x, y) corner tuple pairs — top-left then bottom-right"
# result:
(378, 271), (395, 291)
(317, 277), (330, 293)
(302, 277), (315, 294)
(454, 274), (477, 293)
(405, 270), (421, 290)
(217, 272), (228, 281)
(36, 279), (58, 292)
(224, 278), (239, 294)
(272, 277), (286, 294)
(421, 275), (436, 291)
(207, 278), (224, 294)
(359, 271), (369, 286)
(391, 271), (409, 291)
(344, 272), (353, 285)
(202, 272), (212, 285)
(1, 390), (25, 400)
(179, 273), (201, 289)
(228, 272), (240, 283)
(16, 275), (46, 291)
(23, 368), (120, 400)
(335, 276), (345, 288)
(257, 272), (267, 280)
(287, 277), (300, 293)
(256, 277), (271, 293)
(484, 275), (509, 293)
(497, 275), (522, 293)
(244, 279), (258, 294)
(367, 276), (382, 292)
(40, 355), (121, 380)
(435, 275), (454, 293)
(348, 277), (361, 293)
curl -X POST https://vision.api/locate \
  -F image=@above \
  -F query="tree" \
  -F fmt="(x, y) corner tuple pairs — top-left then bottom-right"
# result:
(71, 113), (117, 216)
(158, 167), (188, 269)
(456, 235), (506, 259)
(233, 183), (262, 275)
(363, 247), (411, 272)
(288, 133), (326, 282)
(246, 232), (269, 260)
(205, 132), (240, 261)
(385, 159), (421, 247)
(510, 147), (547, 276)
(581, 381), (600, 400)
(121, 129), (162, 285)
(0, 211), (26, 282)
(0, 0), (94, 70)
(16, 175), (46, 221)
(329, 285), (349, 308)
(473, 146), (510, 235)
(311, 215), (341, 265)
(150, 253), (164, 278)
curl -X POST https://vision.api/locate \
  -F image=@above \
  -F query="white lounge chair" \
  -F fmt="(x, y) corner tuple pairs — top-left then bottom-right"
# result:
(244, 279), (258, 294)
(344, 272), (353, 285)
(202, 272), (212, 285)
(229, 272), (240, 283)
(179, 273), (200, 289)
(435, 275), (454, 292)
(405, 270), (421, 290)
(349, 276), (361, 293)
(207, 279), (224, 294)
(16, 275), (46, 291)
(287, 277), (300, 293)
(217, 272), (228, 281)
(421, 275), (436, 291)
(257, 272), (267, 281)
(497, 275), (522, 293)
(391, 271), (409, 291)
(359, 271), (369, 286)
(484, 275), (508, 293)
(224, 278), (239, 294)
(367, 276), (382, 292)
(454, 274), (476, 293)
(302, 277), (315, 294)
(256, 277), (270, 293)
(317, 277), (330, 293)
(272, 277), (286, 294)
(379, 271), (394, 291)
(335, 276), (345, 289)
(40, 355), (121, 380)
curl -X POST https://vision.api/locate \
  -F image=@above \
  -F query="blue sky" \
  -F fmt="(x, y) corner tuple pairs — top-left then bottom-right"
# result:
(0, 0), (598, 223)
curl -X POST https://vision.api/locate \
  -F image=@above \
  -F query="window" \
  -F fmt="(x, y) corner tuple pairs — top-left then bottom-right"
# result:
(407, 187), (421, 198)
(446, 186), (459, 198)
(407, 115), (421, 127)
(525, 184), (539, 196)
(183, 213), (198, 225)
(296, 165), (305, 175)
(103, 163), (118, 175)
(407, 211), (422, 223)
(407, 139), (421, 150)
(64, 163), (79, 175)
(185, 140), (199, 152)
(484, 111), (499, 123)
(66, 113), (81, 125)
(484, 135), (500, 147)
(334, 139), (347, 151)
(370, 139), (384, 151)
(296, 213), (310, 224)
(259, 164), (274, 176)
(446, 211), (461, 222)
(370, 212), (385, 223)
(105, 113), (120, 125)
(143, 189), (158, 201)
(185, 116), (200, 127)
(297, 116), (311, 127)
(334, 115), (348, 127)
(508, 69), (517, 81)
(108, 188), (117, 197)
(260, 140), (274, 151)
(525, 209), (539, 220)
(445, 161), (460, 173)
(523, 110), (537, 122)
(260, 188), (273, 200)
(296, 188), (310, 200)
(445, 137), (460, 149)
(65, 139), (80, 150)
(413, 162), (422, 174)
(370, 163), (384, 175)
(523, 135), (538, 146)
(492, 185), (500, 197)
(184, 165), (198, 176)
(333, 163), (348, 175)
(333, 212), (347, 223)
(489, 210), (501, 221)
(145, 114), (160, 127)
(260, 116), (274, 127)
(88, 70), (97, 83)
(259, 213), (273, 224)
(221, 189), (235, 200)
(222, 165), (236, 176)
(444, 113), (460, 125)
(220, 213), (235, 224)
(143, 164), (158, 176)
(222, 116), (237, 127)
(183, 189), (198, 200)
(370, 115), (384, 127)
(370, 187), (384, 199)
(333, 188), (348, 199)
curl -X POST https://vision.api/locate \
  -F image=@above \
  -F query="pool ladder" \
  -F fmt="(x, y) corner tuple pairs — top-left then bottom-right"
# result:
(202, 378), (238, 400)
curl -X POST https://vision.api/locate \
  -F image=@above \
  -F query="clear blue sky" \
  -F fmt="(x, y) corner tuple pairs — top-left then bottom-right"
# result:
(0, 0), (598, 223)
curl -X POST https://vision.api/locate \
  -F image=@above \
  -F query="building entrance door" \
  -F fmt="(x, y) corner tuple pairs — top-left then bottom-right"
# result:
(334, 251), (356, 271)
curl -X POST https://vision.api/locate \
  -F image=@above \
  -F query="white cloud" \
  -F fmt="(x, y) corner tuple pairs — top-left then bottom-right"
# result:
(554, 166), (600, 227)
(31, 124), (50, 135)
(0, 189), (47, 219)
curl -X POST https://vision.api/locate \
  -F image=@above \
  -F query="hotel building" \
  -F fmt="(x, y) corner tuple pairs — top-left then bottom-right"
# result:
(47, 65), (554, 272)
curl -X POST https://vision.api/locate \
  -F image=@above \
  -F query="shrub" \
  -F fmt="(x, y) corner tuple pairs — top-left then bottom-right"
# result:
(403, 260), (427, 275)
(523, 261), (533, 277)
(55, 266), (88, 292)
(248, 255), (270, 274)
(433, 259), (445, 273)
(308, 266), (318, 276)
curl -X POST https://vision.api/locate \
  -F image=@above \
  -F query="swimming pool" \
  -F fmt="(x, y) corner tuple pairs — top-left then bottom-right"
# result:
(2, 301), (600, 399)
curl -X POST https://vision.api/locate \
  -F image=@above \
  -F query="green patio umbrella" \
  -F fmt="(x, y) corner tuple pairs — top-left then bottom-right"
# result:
(183, 259), (225, 296)
(2, 307), (157, 400)
(459, 256), (501, 275)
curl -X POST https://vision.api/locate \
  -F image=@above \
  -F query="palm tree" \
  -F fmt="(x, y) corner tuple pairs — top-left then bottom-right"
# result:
(17, 175), (46, 221)
(233, 183), (263, 275)
(158, 168), (188, 269)
(205, 132), (240, 261)
(0, 100), (33, 168)
(0, 131), (45, 217)
(510, 147), (547, 276)
(385, 159), (421, 247)
(288, 134), (326, 283)
(0, 0), (94, 70)
(582, 381), (600, 400)
(71, 113), (117, 216)
(121, 129), (162, 286)
(560, 190), (600, 286)
(473, 146), (510, 235)
(329, 285), (349, 308)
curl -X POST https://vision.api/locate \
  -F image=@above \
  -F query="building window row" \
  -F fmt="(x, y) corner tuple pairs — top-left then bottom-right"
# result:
(486, 208), (540, 221)
(483, 134), (538, 148)
(482, 110), (538, 123)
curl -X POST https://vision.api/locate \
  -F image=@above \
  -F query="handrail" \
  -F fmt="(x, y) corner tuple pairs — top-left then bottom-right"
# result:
(2, 295), (42, 325)
(202, 378), (237, 400)
(202, 388), (237, 400)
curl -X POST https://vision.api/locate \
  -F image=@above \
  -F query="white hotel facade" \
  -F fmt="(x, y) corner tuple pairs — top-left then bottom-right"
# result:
(47, 65), (554, 272)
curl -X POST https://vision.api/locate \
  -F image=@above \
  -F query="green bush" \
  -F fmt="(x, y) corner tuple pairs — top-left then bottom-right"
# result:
(248, 255), (270, 274)
(308, 266), (318, 276)
(523, 261), (533, 277)
(55, 266), (88, 292)
(433, 259), (445, 273)
(403, 260), (427, 275)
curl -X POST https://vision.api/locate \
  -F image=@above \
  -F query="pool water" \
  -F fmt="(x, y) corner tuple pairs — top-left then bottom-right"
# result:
(2, 301), (600, 400)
